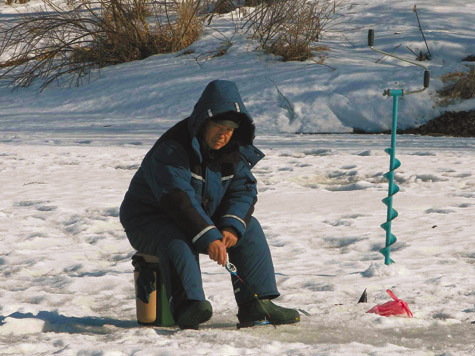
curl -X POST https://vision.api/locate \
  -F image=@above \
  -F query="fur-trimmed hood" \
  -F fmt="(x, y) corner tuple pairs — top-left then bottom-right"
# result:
(187, 80), (255, 147)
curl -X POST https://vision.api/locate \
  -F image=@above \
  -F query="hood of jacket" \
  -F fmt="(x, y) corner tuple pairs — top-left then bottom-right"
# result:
(188, 80), (256, 148)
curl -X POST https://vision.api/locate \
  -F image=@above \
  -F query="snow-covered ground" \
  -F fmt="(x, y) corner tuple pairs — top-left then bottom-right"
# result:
(1, 0), (474, 355)
(1, 136), (474, 355)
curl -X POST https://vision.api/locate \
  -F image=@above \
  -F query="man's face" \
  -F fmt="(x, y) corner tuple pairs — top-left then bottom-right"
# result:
(203, 121), (234, 150)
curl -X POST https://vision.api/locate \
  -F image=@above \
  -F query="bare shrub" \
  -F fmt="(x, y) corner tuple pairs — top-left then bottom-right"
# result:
(244, 0), (268, 7)
(210, 0), (237, 14)
(437, 67), (475, 106)
(6, 0), (30, 5)
(0, 0), (205, 90)
(243, 0), (344, 61)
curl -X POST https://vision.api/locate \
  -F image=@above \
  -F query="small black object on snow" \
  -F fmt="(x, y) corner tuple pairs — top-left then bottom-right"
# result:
(358, 289), (368, 303)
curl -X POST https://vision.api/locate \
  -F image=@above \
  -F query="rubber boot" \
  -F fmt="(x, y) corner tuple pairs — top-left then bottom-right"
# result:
(237, 299), (300, 327)
(176, 300), (213, 330)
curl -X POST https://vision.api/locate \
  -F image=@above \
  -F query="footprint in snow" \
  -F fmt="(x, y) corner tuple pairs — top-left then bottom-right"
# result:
(324, 236), (367, 248)
(27, 232), (47, 239)
(328, 170), (357, 179)
(304, 281), (334, 292)
(324, 219), (352, 227)
(303, 148), (333, 156)
(416, 174), (448, 182)
(114, 164), (140, 170)
(102, 207), (119, 217)
(425, 208), (455, 214)
(357, 150), (372, 156)
(433, 312), (453, 320)
(454, 172), (472, 178)
(342, 214), (366, 219)
(14, 200), (48, 207)
(36, 205), (57, 212)
(325, 182), (372, 191)
(410, 152), (436, 156)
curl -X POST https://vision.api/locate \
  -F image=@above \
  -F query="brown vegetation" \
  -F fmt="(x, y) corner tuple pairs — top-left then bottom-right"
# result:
(242, 0), (344, 62)
(437, 66), (475, 107)
(0, 0), (205, 90)
(400, 110), (475, 137)
(5, 0), (30, 5)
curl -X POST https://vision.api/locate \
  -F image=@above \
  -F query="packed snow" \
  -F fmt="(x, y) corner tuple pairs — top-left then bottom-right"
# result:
(0, 0), (474, 355)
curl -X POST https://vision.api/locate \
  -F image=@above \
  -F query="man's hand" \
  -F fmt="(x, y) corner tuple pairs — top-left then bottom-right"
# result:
(222, 227), (238, 248)
(208, 228), (238, 266)
(208, 240), (227, 267)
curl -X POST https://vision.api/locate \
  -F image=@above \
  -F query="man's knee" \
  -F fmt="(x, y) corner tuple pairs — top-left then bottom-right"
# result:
(240, 216), (265, 242)
(231, 217), (270, 254)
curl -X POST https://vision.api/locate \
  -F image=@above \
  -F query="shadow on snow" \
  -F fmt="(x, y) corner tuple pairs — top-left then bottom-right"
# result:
(0, 310), (140, 335)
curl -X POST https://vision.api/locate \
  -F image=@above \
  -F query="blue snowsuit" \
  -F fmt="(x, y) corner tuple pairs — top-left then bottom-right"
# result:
(120, 80), (279, 315)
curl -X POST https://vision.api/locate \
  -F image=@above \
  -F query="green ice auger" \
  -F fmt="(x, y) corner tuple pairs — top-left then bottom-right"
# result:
(368, 29), (430, 265)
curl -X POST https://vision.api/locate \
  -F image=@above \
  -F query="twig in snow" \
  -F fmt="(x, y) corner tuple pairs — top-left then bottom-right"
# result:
(413, 5), (432, 60)
(375, 44), (402, 64)
(266, 77), (296, 123)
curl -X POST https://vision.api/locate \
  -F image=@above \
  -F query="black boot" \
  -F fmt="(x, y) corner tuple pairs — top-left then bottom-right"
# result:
(237, 299), (300, 326)
(176, 300), (213, 330)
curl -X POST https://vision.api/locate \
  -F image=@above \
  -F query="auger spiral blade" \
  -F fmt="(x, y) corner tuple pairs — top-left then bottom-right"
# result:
(380, 145), (400, 265)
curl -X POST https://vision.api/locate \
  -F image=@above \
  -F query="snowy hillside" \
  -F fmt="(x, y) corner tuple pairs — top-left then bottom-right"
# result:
(0, 0), (474, 136)
(0, 0), (474, 355)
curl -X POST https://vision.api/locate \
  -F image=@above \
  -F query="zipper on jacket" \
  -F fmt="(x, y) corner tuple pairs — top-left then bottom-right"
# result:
(201, 165), (210, 215)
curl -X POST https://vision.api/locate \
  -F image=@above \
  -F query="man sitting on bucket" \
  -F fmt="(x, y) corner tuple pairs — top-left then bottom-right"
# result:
(120, 80), (300, 329)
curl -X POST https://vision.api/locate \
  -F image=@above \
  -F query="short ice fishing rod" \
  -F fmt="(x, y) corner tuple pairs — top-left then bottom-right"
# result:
(368, 29), (430, 265)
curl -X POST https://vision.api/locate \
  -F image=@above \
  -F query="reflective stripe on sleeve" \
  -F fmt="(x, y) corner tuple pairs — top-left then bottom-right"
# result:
(222, 214), (247, 228)
(192, 225), (216, 243)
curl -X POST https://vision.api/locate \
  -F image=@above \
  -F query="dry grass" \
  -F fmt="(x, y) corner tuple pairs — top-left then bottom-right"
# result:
(0, 56), (30, 69)
(244, 0), (267, 6)
(0, 0), (204, 90)
(437, 66), (475, 106)
(211, 0), (237, 14)
(5, 0), (30, 5)
(243, 0), (344, 62)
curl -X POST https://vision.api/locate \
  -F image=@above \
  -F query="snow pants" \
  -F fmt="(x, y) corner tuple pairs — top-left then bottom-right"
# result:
(126, 216), (280, 316)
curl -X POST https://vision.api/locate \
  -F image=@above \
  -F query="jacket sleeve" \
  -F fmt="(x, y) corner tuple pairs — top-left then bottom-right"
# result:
(216, 159), (257, 238)
(141, 140), (222, 253)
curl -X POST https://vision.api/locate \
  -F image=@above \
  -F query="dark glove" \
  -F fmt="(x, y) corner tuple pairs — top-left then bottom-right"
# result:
(136, 269), (156, 303)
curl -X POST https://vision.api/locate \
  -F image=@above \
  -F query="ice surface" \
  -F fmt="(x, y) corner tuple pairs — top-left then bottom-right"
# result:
(0, 139), (473, 355)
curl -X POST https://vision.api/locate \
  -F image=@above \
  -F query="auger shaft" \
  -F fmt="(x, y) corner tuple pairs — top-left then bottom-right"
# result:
(381, 90), (403, 265)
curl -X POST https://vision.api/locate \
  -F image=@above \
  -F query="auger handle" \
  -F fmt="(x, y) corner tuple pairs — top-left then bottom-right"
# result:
(424, 70), (430, 88)
(368, 29), (374, 47)
(368, 29), (430, 94)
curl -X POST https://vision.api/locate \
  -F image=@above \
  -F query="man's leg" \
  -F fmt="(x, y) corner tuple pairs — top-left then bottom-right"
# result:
(227, 216), (280, 305)
(228, 217), (300, 325)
